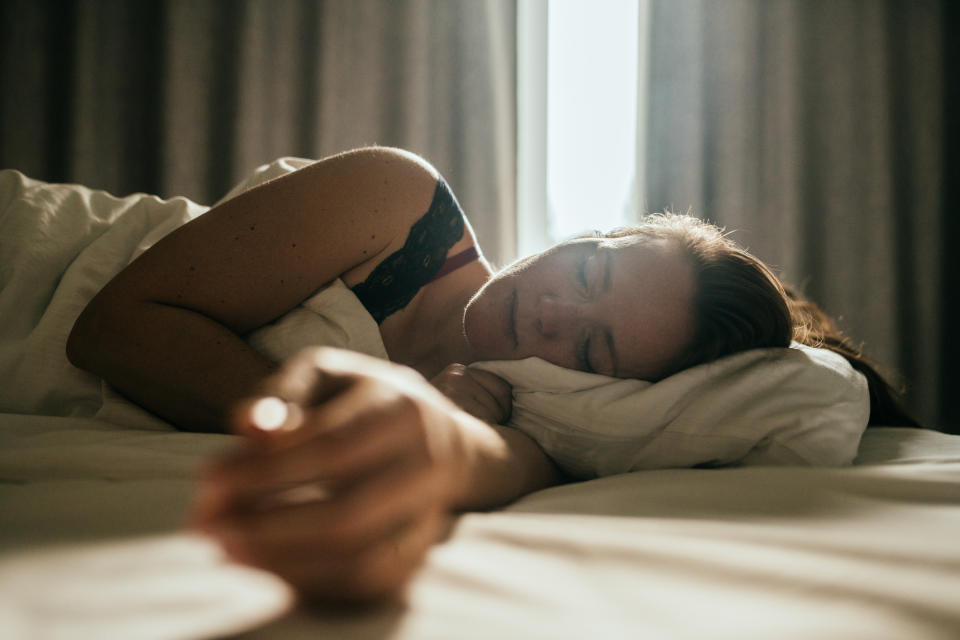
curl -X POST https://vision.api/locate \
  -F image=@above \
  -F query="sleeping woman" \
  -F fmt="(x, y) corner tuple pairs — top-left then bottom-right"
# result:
(65, 146), (915, 602)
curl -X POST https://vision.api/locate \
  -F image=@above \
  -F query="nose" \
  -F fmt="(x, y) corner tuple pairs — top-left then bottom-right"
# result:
(536, 294), (581, 338)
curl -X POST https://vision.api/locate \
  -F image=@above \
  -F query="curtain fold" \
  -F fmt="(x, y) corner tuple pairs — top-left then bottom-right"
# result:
(0, 0), (517, 265)
(645, 0), (948, 429)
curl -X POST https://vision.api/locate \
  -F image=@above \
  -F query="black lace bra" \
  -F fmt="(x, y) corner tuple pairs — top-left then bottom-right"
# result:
(351, 178), (479, 324)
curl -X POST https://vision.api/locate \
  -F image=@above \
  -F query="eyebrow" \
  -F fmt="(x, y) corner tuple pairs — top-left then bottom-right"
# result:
(600, 248), (620, 376)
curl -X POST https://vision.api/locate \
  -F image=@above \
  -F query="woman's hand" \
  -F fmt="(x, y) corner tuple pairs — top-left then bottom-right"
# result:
(430, 364), (512, 425)
(191, 347), (469, 604)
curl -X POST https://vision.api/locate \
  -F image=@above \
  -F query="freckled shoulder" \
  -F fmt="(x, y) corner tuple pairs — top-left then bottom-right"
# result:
(96, 147), (447, 336)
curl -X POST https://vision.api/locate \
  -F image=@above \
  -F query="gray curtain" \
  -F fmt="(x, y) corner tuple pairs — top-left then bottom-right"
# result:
(645, 0), (950, 430)
(0, 0), (517, 265)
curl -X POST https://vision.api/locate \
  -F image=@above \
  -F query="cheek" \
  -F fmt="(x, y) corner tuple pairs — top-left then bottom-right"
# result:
(462, 280), (498, 350)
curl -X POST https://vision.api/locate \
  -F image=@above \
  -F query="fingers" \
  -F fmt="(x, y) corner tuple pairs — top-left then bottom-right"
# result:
(464, 368), (511, 397)
(297, 508), (448, 603)
(212, 502), (448, 604)
(276, 508), (449, 604)
(207, 460), (445, 561)
(206, 393), (429, 510)
(229, 347), (428, 440)
(201, 346), (462, 603)
(227, 348), (352, 439)
(199, 430), (451, 604)
(431, 364), (512, 424)
(464, 368), (512, 421)
(261, 347), (361, 406)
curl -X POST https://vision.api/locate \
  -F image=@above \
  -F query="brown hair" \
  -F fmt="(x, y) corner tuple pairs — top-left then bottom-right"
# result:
(606, 213), (919, 427)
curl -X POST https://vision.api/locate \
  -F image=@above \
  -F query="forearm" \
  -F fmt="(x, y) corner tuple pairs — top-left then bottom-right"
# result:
(68, 300), (274, 432)
(449, 413), (565, 511)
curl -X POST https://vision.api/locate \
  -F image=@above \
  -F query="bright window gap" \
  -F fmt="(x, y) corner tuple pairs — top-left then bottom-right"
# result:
(517, 0), (644, 259)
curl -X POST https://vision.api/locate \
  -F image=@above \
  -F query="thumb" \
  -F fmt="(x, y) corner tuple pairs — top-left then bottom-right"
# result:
(260, 347), (353, 407)
(228, 347), (376, 441)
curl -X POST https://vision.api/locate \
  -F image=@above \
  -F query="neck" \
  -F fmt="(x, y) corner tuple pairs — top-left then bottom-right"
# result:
(397, 259), (491, 379)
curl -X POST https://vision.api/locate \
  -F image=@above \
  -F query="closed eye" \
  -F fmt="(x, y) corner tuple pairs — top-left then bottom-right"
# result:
(579, 245), (600, 294)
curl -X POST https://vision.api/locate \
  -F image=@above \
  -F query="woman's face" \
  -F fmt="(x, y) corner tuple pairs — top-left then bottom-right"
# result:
(463, 235), (696, 380)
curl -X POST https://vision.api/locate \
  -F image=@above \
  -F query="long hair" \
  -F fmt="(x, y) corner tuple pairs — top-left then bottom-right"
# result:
(606, 213), (919, 427)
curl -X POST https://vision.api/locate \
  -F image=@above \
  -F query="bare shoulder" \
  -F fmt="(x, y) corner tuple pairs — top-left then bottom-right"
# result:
(328, 145), (439, 181)
(90, 146), (453, 335)
(274, 146), (442, 240)
(300, 146), (440, 208)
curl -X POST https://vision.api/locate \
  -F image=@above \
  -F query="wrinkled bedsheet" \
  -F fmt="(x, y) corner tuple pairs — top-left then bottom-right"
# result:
(1, 416), (959, 640)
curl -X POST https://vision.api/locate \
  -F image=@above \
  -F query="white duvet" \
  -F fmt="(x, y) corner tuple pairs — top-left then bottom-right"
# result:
(2, 164), (959, 640)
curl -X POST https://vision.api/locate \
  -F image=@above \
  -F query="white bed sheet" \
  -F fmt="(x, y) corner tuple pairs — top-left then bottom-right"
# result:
(2, 415), (959, 640)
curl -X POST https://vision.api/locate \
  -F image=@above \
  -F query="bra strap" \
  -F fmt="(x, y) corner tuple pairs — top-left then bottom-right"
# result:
(428, 245), (480, 283)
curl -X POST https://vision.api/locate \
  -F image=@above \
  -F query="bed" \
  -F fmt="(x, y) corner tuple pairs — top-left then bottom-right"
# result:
(2, 164), (959, 639)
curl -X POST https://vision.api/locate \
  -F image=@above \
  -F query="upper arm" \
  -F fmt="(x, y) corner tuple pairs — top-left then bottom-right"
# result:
(91, 147), (441, 334)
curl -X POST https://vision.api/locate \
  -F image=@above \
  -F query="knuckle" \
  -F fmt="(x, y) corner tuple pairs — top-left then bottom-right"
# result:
(393, 392), (423, 421)
(442, 363), (467, 377)
(437, 372), (465, 390)
(469, 370), (512, 395)
(431, 371), (455, 390)
(397, 366), (428, 387)
(346, 555), (410, 601)
(290, 346), (329, 376)
(354, 375), (382, 396)
(321, 509), (366, 548)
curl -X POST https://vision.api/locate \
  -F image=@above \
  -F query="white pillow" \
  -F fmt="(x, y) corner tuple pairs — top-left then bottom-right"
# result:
(470, 343), (870, 479)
